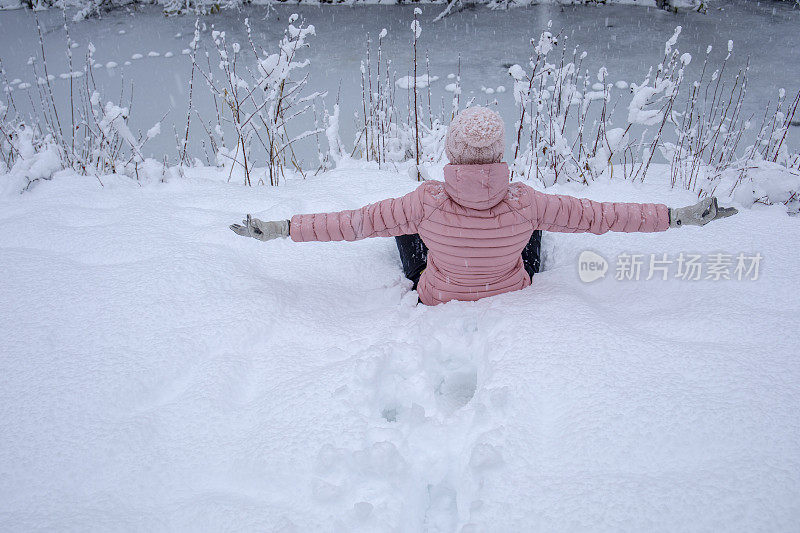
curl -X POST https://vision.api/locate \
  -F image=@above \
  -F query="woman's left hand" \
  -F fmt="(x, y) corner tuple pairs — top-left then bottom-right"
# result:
(669, 197), (738, 228)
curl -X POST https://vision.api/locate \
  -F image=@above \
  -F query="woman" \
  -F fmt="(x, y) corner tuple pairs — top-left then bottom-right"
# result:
(231, 107), (737, 306)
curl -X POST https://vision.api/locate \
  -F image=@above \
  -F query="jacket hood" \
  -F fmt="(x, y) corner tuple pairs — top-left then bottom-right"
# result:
(443, 162), (510, 210)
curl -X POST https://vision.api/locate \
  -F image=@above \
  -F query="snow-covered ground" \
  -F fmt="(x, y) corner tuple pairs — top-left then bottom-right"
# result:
(1, 163), (799, 530)
(2, 1), (799, 528)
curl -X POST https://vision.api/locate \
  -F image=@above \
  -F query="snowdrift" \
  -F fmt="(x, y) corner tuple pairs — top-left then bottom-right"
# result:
(1, 164), (799, 530)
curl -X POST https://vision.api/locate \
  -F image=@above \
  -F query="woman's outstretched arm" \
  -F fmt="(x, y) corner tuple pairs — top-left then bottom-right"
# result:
(525, 187), (671, 234)
(290, 186), (428, 242)
(521, 186), (736, 234)
(230, 184), (430, 243)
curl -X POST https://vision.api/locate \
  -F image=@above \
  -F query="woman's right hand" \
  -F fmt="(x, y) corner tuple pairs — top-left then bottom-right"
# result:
(230, 215), (290, 241)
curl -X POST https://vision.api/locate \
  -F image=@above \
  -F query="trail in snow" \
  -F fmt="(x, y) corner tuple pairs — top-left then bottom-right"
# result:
(310, 310), (507, 531)
(1, 164), (799, 530)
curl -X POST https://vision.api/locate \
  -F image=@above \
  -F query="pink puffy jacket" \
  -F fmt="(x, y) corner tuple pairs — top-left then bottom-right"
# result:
(291, 163), (669, 305)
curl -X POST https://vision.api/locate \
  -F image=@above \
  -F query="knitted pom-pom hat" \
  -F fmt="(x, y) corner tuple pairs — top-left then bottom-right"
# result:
(445, 106), (505, 165)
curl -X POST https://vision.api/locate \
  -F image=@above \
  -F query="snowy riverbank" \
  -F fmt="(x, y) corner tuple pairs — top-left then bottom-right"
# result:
(1, 1), (798, 167)
(1, 163), (799, 530)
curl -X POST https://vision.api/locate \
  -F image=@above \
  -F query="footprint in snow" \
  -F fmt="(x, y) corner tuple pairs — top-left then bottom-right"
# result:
(424, 482), (459, 533)
(435, 368), (478, 414)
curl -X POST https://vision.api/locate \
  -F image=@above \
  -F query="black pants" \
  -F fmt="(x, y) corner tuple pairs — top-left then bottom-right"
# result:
(395, 230), (542, 290)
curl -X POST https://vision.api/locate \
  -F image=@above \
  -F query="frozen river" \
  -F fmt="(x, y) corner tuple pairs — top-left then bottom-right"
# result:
(1, 0), (798, 167)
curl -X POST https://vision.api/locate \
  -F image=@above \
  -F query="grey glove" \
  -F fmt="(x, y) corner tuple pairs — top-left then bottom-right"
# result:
(230, 215), (290, 241)
(669, 197), (738, 228)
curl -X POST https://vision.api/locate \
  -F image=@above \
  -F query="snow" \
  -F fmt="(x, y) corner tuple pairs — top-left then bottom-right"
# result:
(1, 3), (800, 524)
(411, 19), (421, 40)
(664, 25), (681, 55)
(508, 64), (526, 81)
(1, 162), (799, 530)
(57, 70), (83, 79)
(324, 104), (344, 166)
(628, 83), (666, 126)
(396, 74), (438, 90)
(146, 122), (161, 139)
(0, 125), (62, 194)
